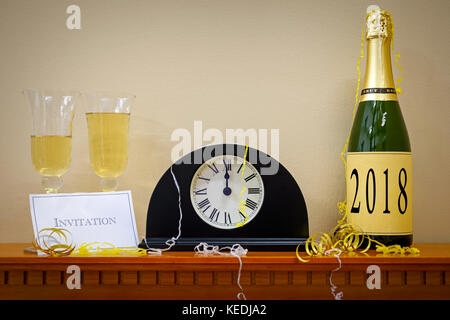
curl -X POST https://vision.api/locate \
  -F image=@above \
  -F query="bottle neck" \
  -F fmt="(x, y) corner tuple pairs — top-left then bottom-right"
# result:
(360, 37), (398, 102)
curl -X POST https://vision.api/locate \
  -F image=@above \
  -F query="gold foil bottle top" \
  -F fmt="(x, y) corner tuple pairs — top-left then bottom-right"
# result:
(365, 5), (393, 40)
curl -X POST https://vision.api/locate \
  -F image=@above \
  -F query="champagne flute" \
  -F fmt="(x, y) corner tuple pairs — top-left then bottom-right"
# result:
(25, 89), (77, 193)
(84, 92), (134, 191)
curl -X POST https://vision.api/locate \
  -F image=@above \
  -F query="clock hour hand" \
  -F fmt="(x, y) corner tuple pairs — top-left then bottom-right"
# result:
(223, 159), (232, 196)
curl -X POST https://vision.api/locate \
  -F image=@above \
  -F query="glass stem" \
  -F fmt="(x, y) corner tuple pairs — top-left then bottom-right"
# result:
(100, 177), (118, 192)
(42, 176), (63, 193)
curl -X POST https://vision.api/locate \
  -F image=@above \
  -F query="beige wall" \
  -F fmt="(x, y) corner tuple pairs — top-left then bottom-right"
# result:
(0, 0), (449, 243)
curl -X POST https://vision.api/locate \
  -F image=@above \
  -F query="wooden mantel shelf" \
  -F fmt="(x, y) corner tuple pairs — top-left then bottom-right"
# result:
(1, 243), (449, 300)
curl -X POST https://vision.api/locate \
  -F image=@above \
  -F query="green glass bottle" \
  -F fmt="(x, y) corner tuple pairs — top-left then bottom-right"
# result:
(346, 7), (413, 247)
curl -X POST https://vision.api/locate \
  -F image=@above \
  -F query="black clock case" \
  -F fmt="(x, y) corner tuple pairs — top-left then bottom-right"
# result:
(139, 144), (309, 251)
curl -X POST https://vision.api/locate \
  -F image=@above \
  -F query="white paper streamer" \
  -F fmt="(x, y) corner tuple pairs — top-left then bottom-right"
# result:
(325, 248), (343, 300)
(194, 242), (248, 300)
(143, 165), (249, 300)
(142, 165), (183, 255)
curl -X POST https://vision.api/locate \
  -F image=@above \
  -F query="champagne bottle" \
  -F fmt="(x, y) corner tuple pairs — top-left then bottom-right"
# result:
(346, 6), (413, 247)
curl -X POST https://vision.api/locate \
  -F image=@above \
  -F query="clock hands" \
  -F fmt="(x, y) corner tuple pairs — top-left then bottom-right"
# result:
(190, 149), (264, 229)
(223, 159), (232, 196)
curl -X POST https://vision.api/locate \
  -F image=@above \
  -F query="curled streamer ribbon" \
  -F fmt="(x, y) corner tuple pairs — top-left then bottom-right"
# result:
(142, 164), (183, 255)
(389, 12), (404, 95)
(236, 145), (249, 227)
(325, 248), (343, 300)
(32, 228), (76, 257)
(194, 242), (248, 300)
(32, 228), (146, 256)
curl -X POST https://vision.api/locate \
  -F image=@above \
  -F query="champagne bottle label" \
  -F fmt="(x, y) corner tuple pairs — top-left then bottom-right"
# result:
(346, 152), (413, 235)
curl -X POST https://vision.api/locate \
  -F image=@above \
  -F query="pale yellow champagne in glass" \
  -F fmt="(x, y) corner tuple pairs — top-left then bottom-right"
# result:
(31, 135), (72, 176)
(87, 113), (130, 178)
(25, 89), (77, 193)
(84, 93), (134, 191)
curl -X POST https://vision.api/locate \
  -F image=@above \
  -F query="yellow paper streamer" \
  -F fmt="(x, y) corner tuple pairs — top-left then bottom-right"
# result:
(71, 242), (147, 256)
(375, 243), (420, 255)
(389, 13), (404, 95)
(296, 9), (417, 263)
(32, 228), (76, 257)
(236, 145), (249, 227)
(32, 228), (146, 257)
(393, 53), (403, 95)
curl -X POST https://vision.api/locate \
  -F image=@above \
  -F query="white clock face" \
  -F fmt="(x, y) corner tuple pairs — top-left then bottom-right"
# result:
(190, 155), (264, 229)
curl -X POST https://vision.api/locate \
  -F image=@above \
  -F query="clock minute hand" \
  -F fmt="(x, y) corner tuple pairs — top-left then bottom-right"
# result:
(223, 159), (232, 196)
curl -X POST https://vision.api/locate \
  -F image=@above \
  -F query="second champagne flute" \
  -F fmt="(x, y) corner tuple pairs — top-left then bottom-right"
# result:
(84, 92), (134, 191)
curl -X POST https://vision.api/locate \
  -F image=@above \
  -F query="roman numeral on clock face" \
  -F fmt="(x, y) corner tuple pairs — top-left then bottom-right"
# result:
(198, 198), (210, 209)
(224, 212), (232, 225)
(209, 208), (219, 222)
(245, 198), (257, 210)
(194, 188), (207, 195)
(244, 173), (256, 182)
(248, 188), (261, 194)
(223, 159), (232, 171)
(207, 163), (219, 174)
